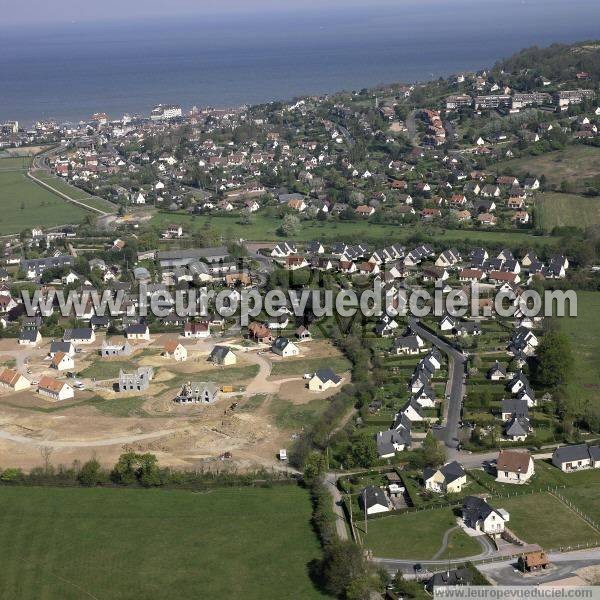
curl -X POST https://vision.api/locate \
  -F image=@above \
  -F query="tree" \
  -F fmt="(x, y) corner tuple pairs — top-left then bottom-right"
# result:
(279, 214), (300, 237)
(321, 541), (367, 597)
(303, 452), (327, 485)
(349, 431), (378, 468)
(138, 453), (161, 487)
(111, 452), (139, 485)
(533, 330), (574, 388)
(422, 431), (446, 467)
(78, 458), (104, 486)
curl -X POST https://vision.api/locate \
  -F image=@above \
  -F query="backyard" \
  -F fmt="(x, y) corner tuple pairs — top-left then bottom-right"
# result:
(362, 507), (481, 559)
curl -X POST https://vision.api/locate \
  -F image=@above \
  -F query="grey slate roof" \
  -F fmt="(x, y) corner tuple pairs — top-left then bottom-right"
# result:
(359, 485), (388, 510)
(314, 368), (342, 385)
(553, 443), (598, 464)
(501, 398), (529, 418)
(63, 328), (94, 341)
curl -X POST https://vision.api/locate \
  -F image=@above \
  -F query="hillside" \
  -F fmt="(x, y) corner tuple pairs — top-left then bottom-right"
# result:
(495, 40), (600, 84)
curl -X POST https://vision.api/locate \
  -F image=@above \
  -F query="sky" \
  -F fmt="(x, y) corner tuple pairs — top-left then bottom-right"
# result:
(1, 0), (400, 26)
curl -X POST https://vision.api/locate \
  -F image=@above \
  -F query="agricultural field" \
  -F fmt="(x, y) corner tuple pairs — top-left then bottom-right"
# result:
(559, 291), (600, 410)
(0, 485), (327, 600)
(499, 145), (600, 194)
(0, 168), (89, 234)
(497, 492), (599, 549)
(0, 156), (32, 170)
(149, 212), (556, 247)
(536, 192), (600, 231)
(362, 507), (482, 559)
(33, 172), (117, 213)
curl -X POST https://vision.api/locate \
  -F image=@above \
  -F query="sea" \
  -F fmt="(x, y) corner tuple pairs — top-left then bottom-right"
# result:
(1, 0), (600, 125)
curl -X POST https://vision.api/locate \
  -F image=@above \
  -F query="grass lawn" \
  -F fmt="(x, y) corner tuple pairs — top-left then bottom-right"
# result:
(536, 192), (600, 231)
(78, 360), (136, 380)
(498, 492), (599, 549)
(268, 395), (329, 429)
(0, 170), (89, 234)
(560, 484), (600, 523)
(0, 485), (326, 600)
(87, 395), (149, 417)
(167, 364), (259, 389)
(270, 355), (352, 377)
(559, 291), (600, 412)
(499, 145), (600, 194)
(150, 212), (555, 247)
(239, 394), (268, 412)
(362, 508), (480, 559)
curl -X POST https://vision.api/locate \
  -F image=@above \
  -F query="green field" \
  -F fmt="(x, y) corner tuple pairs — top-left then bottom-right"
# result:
(78, 359), (135, 380)
(0, 156), (32, 170)
(33, 172), (116, 213)
(0, 485), (326, 600)
(500, 145), (600, 194)
(561, 484), (600, 523)
(150, 212), (555, 247)
(268, 395), (330, 429)
(270, 355), (352, 377)
(498, 492), (599, 549)
(362, 508), (481, 559)
(536, 192), (600, 231)
(559, 291), (600, 410)
(0, 170), (89, 234)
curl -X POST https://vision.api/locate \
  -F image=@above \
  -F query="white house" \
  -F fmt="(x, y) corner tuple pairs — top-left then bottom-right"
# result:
(38, 376), (74, 401)
(308, 368), (342, 392)
(424, 462), (467, 494)
(271, 337), (299, 357)
(552, 444), (600, 472)
(462, 496), (509, 536)
(359, 486), (390, 515)
(125, 324), (150, 340)
(162, 340), (187, 362)
(50, 352), (75, 372)
(496, 450), (535, 484)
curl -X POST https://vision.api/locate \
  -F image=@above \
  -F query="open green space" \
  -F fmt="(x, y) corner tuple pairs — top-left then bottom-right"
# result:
(559, 291), (600, 411)
(499, 145), (600, 194)
(268, 395), (330, 429)
(150, 212), (555, 247)
(0, 485), (326, 600)
(497, 492), (599, 549)
(0, 156), (32, 170)
(560, 484), (600, 523)
(0, 171), (89, 234)
(78, 359), (135, 380)
(270, 355), (352, 377)
(34, 172), (116, 213)
(536, 192), (600, 231)
(362, 507), (481, 559)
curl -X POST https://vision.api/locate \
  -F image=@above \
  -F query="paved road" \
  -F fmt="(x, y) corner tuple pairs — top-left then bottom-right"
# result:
(408, 318), (466, 449)
(405, 109), (420, 144)
(374, 533), (496, 574)
(325, 472), (349, 541)
(479, 549), (600, 586)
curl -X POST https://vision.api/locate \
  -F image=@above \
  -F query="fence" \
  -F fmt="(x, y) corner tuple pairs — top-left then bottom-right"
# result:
(550, 488), (600, 532)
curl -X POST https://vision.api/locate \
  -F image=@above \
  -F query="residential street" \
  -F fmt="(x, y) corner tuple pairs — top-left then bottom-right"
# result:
(408, 317), (466, 448)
